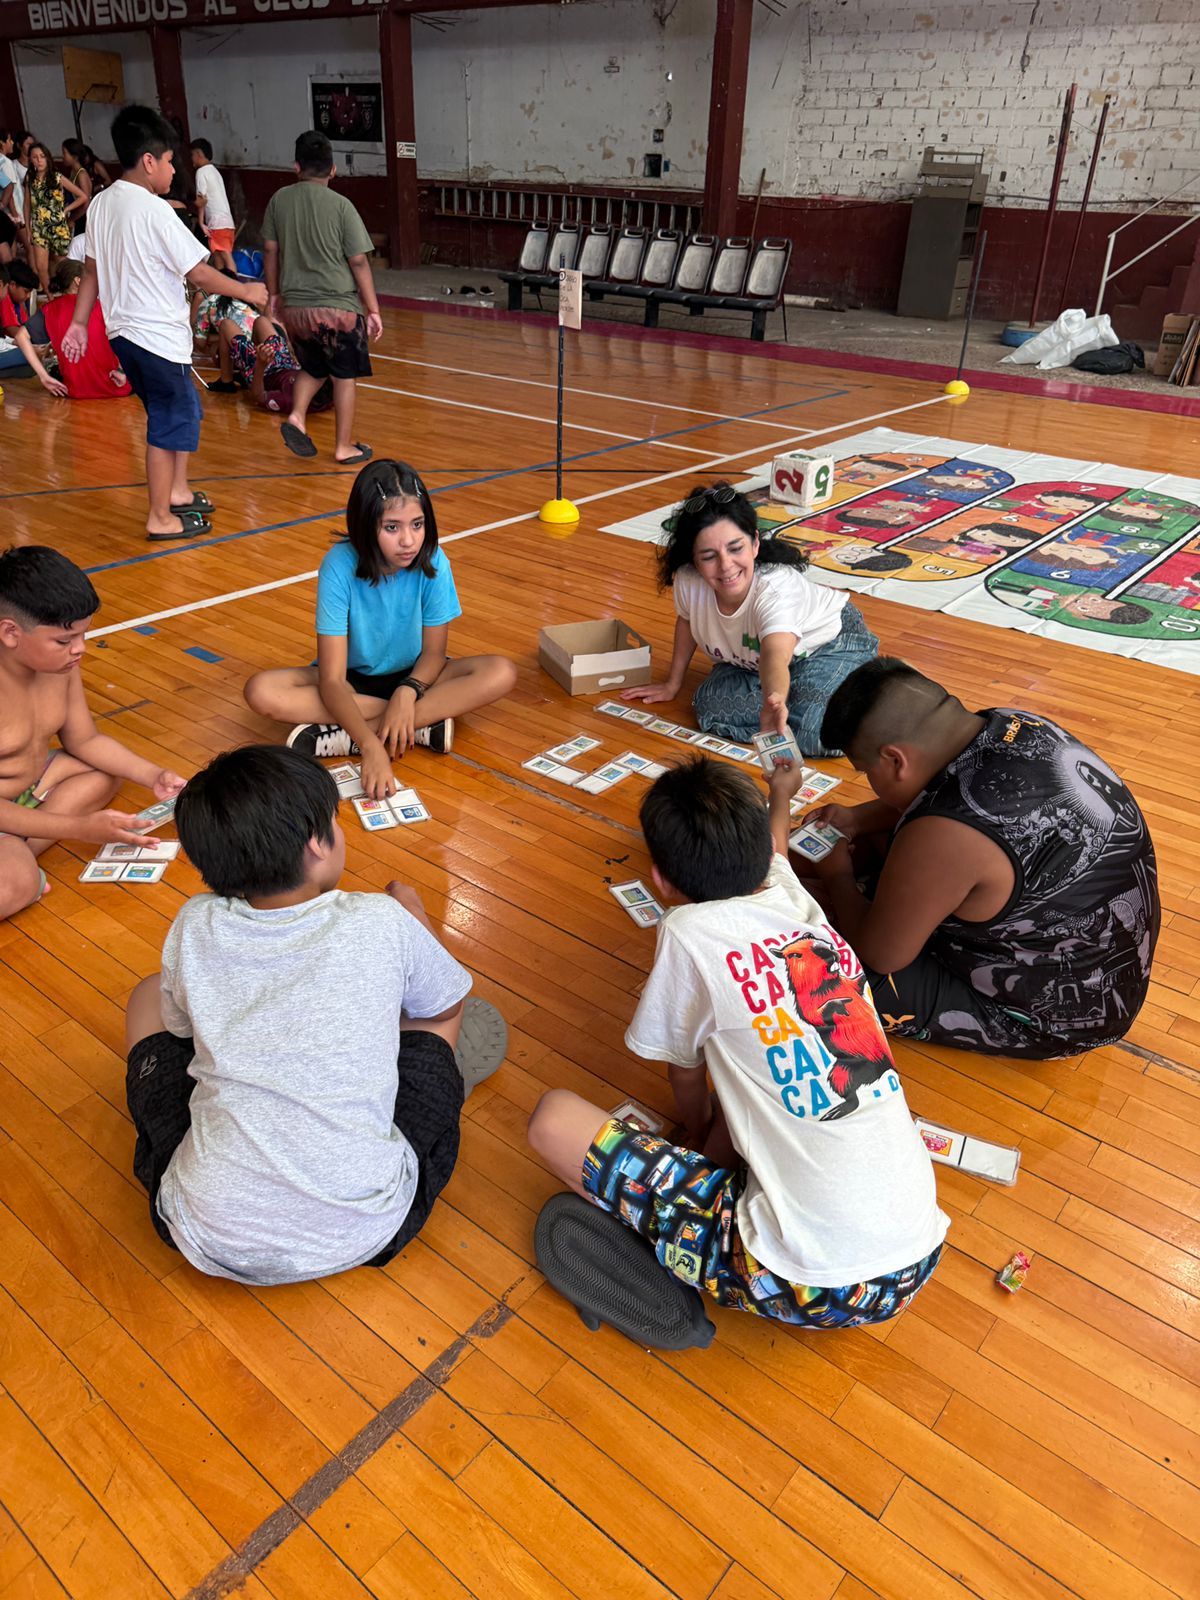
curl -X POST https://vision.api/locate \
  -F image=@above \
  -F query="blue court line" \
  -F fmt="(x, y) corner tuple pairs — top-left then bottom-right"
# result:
(184, 645), (223, 663)
(82, 387), (849, 577)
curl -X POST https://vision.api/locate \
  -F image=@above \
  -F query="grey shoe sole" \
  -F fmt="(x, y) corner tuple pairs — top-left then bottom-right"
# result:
(455, 996), (508, 1092)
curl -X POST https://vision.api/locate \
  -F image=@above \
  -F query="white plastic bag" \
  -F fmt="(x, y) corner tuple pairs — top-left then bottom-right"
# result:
(1001, 309), (1120, 371)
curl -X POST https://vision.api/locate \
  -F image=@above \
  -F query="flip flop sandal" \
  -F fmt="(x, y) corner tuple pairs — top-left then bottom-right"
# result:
(534, 1192), (717, 1350)
(147, 507), (213, 542)
(453, 997), (508, 1093)
(336, 444), (373, 466)
(171, 491), (215, 515)
(281, 422), (318, 458)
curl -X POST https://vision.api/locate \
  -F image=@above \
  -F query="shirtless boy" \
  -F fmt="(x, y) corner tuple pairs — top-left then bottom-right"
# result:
(0, 546), (187, 917)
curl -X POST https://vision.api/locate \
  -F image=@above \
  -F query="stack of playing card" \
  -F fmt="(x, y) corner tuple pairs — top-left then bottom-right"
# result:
(134, 796), (179, 826)
(788, 820), (844, 862)
(594, 702), (756, 763)
(80, 838), (181, 884)
(329, 762), (365, 799)
(608, 878), (665, 927)
(353, 789), (430, 830)
(753, 728), (804, 773)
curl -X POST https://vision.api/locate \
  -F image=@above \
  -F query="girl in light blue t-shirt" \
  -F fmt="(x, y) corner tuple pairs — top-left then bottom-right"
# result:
(245, 459), (516, 799)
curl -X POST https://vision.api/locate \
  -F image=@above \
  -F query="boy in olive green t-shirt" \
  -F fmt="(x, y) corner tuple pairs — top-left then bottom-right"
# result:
(262, 129), (382, 465)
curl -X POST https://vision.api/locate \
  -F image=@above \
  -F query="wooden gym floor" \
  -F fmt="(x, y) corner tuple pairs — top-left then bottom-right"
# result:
(1, 306), (1199, 1600)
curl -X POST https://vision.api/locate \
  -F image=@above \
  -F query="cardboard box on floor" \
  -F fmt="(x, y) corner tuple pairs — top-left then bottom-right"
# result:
(1153, 312), (1196, 377)
(539, 620), (652, 695)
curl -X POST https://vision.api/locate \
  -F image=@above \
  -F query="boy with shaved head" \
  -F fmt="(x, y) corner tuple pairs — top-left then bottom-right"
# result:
(803, 659), (1159, 1058)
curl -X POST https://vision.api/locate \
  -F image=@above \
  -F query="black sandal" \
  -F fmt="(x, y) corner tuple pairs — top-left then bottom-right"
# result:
(148, 507), (212, 542)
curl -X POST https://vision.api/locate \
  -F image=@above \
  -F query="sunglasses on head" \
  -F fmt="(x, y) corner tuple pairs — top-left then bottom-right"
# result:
(680, 485), (738, 515)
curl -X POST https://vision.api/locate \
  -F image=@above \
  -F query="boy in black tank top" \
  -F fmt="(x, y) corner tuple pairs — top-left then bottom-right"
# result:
(799, 659), (1159, 1058)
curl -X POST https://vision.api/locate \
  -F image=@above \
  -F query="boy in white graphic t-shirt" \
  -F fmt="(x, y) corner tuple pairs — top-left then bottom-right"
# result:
(528, 757), (948, 1327)
(63, 105), (265, 542)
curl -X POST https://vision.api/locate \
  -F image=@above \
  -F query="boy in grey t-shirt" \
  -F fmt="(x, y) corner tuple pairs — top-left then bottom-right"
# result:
(124, 744), (472, 1284)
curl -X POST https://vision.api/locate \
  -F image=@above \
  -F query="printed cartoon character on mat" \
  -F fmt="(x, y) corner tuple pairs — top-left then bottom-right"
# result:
(775, 935), (893, 1120)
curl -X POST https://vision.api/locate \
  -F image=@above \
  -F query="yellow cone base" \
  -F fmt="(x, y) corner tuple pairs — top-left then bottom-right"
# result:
(539, 498), (580, 524)
(944, 379), (971, 397)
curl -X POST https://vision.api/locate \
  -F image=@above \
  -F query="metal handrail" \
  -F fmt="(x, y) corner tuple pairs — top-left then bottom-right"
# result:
(1094, 175), (1200, 314)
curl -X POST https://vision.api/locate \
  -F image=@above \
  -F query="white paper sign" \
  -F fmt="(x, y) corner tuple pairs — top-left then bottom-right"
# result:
(395, 141), (416, 159)
(559, 268), (583, 330)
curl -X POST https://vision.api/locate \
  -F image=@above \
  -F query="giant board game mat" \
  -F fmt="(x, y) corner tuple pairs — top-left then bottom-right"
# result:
(600, 428), (1200, 675)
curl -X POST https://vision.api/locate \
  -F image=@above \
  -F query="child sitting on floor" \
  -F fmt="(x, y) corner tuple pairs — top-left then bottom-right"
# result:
(8, 259), (131, 399)
(210, 310), (333, 414)
(243, 458), (517, 799)
(528, 757), (948, 1328)
(124, 743), (474, 1282)
(0, 545), (186, 919)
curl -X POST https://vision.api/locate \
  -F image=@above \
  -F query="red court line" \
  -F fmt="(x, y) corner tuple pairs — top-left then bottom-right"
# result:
(377, 294), (1200, 419)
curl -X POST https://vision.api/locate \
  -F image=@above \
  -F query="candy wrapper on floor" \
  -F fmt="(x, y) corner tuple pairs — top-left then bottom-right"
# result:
(996, 1251), (1031, 1293)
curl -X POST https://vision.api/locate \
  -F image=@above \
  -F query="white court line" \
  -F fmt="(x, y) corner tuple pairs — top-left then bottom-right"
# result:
(370, 353), (813, 431)
(357, 380), (714, 456)
(90, 391), (952, 640)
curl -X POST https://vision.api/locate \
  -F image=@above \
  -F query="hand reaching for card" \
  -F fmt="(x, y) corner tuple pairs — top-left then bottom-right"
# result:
(76, 809), (163, 847)
(760, 691), (789, 738)
(360, 745), (398, 800)
(620, 682), (679, 705)
(151, 769), (187, 802)
(805, 802), (860, 838)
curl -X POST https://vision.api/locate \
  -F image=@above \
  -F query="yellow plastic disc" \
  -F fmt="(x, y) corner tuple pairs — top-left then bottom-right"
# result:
(539, 498), (580, 524)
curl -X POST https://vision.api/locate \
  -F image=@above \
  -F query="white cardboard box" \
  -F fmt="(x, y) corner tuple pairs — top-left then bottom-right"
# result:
(538, 619), (652, 696)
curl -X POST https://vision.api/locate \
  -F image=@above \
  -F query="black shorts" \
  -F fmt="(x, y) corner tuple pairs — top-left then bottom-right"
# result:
(284, 309), (372, 382)
(125, 1027), (464, 1260)
(346, 663), (417, 700)
(0, 212), (16, 248)
(864, 953), (1079, 1059)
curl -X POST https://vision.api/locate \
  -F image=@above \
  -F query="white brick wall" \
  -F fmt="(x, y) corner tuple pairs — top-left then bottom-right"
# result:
(15, 0), (1195, 208)
(747, 0), (1199, 205)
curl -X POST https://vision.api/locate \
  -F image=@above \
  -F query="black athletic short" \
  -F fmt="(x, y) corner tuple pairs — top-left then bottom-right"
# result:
(125, 1028), (464, 1260)
(0, 212), (15, 248)
(346, 662), (417, 700)
(864, 954), (1084, 1060)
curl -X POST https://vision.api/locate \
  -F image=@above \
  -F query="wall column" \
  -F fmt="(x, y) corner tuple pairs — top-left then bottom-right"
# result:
(701, 0), (753, 239)
(151, 26), (190, 150)
(0, 42), (24, 130)
(379, 8), (420, 270)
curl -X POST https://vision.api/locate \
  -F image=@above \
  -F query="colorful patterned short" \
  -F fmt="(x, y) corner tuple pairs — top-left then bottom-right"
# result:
(282, 307), (371, 382)
(581, 1118), (942, 1327)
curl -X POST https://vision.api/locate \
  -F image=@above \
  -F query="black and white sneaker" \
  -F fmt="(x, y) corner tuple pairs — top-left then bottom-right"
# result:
(413, 717), (454, 753)
(286, 723), (359, 758)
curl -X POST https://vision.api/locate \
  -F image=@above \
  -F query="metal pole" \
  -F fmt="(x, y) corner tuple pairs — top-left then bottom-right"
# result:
(1059, 94), (1110, 315)
(1094, 232), (1116, 317)
(955, 229), (988, 382)
(1029, 82), (1077, 327)
(555, 321), (565, 503)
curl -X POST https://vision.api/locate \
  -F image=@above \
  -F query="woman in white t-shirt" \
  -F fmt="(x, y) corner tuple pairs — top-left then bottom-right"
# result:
(623, 482), (878, 754)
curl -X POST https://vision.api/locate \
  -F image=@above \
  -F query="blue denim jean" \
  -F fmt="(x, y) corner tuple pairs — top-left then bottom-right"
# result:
(692, 601), (878, 756)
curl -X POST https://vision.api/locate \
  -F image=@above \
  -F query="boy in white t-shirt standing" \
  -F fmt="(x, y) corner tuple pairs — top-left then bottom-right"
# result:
(528, 757), (948, 1328)
(62, 106), (266, 541)
(190, 138), (236, 270)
